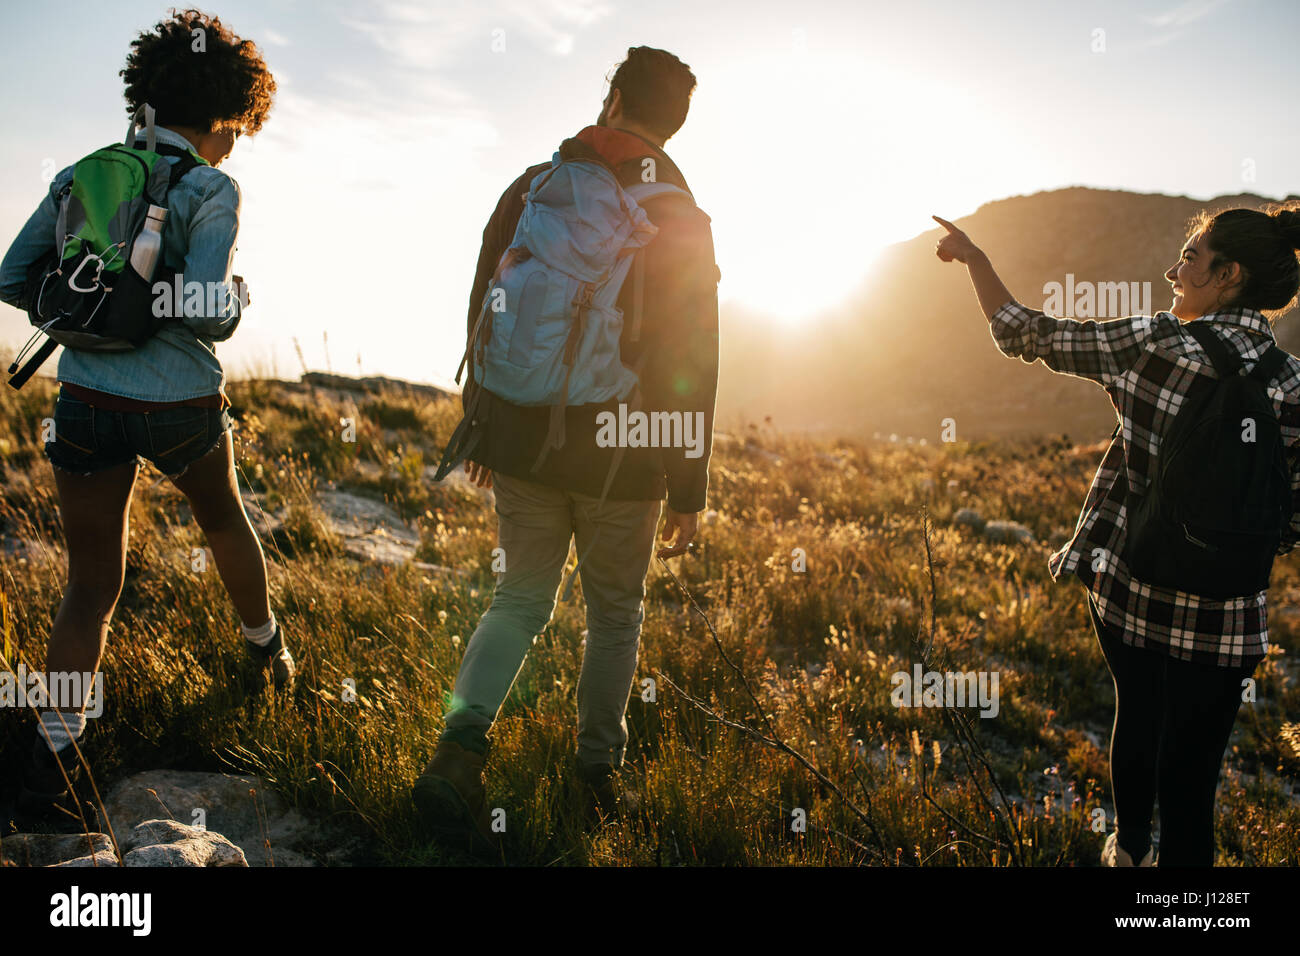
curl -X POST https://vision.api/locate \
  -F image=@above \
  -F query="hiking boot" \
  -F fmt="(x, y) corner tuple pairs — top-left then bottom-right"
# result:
(245, 624), (295, 691)
(16, 732), (83, 817)
(577, 759), (640, 827)
(1102, 831), (1154, 867)
(412, 739), (495, 855)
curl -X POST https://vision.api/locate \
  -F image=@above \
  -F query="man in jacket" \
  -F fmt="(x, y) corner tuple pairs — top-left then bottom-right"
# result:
(413, 46), (719, 846)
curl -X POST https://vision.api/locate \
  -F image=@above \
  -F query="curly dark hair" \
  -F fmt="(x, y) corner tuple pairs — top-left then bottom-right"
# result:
(120, 7), (275, 135)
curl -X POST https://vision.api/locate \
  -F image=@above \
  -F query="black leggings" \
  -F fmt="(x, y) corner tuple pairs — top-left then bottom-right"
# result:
(1087, 596), (1256, 867)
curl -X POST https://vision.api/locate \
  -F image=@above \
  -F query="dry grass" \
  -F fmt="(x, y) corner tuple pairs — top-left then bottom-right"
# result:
(1, 376), (1297, 865)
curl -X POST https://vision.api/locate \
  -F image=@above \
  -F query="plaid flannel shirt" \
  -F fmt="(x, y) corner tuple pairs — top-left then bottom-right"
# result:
(989, 300), (1300, 668)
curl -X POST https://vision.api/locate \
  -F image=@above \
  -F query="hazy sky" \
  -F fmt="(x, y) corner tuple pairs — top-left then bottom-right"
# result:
(1, 0), (1296, 386)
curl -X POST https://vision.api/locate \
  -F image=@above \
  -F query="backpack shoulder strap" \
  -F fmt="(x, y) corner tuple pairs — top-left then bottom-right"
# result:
(626, 181), (693, 205)
(1247, 344), (1290, 385)
(152, 143), (201, 187)
(151, 143), (204, 191)
(1185, 321), (1242, 377)
(111, 140), (204, 206)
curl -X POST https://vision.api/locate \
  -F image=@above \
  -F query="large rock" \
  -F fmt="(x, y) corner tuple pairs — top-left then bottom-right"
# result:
(983, 520), (1035, 545)
(53, 849), (120, 867)
(316, 489), (419, 563)
(101, 770), (316, 867)
(121, 819), (246, 867)
(241, 487), (456, 570)
(1, 832), (114, 867)
(298, 371), (452, 401)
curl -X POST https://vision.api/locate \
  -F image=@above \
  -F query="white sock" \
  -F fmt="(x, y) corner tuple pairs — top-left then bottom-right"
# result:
(39, 710), (87, 754)
(241, 612), (277, 647)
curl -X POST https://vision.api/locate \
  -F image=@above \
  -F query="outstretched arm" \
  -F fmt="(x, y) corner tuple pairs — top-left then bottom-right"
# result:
(933, 214), (1153, 387)
(933, 215), (1013, 320)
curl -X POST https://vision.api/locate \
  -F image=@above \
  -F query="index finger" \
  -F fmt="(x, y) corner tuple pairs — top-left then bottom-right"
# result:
(932, 215), (961, 234)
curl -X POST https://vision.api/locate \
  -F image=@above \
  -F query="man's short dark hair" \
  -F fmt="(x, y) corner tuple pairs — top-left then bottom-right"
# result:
(121, 7), (276, 135)
(607, 46), (696, 140)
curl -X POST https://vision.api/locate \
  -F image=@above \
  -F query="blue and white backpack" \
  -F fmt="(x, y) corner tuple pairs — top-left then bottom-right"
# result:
(436, 152), (692, 482)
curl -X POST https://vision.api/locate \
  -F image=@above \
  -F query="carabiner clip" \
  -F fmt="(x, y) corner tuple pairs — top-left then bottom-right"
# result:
(67, 253), (104, 293)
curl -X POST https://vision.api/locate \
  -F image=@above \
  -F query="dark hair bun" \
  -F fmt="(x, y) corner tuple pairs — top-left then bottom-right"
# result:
(1195, 202), (1300, 313)
(1277, 208), (1300, 250)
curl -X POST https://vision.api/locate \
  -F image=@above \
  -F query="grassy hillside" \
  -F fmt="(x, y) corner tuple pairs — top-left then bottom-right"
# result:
(2, 376), (1298, 865)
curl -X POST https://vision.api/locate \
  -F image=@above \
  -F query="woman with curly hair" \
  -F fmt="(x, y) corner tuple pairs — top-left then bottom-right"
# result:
(934, 201), (1300, 867)
(0, 8), (285, 818)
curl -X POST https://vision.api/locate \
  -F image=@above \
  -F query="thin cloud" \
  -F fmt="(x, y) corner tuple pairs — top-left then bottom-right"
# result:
(341, 0), (612, 64)
(501, 0), (614, 55)
(1140, 0), (1232, 29)
(1131, 31), (1179, 51)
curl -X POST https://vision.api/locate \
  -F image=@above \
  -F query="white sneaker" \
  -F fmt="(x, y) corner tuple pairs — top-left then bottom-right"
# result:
(1102, 831), (1154, 866)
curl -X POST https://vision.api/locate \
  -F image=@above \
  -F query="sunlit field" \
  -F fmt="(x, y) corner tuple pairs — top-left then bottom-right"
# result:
(2, 376), (1297, 865)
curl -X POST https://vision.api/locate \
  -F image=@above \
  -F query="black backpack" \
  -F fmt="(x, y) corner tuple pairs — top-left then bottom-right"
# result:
(1121, 321), (1293, 599)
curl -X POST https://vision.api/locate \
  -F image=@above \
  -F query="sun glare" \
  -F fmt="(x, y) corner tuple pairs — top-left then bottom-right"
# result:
(686, 48), (994, 325)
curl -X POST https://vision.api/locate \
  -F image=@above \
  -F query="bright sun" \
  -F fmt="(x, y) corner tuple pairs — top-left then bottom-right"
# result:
(679, 47), (999, 324)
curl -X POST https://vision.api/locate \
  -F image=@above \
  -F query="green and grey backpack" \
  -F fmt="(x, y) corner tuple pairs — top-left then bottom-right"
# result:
(8, 104), (206, 388)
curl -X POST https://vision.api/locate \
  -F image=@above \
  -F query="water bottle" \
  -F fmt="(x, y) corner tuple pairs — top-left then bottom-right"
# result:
(129, 205), (168, 280)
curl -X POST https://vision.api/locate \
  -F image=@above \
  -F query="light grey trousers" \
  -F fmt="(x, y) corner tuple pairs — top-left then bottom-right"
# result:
(441, 471), (663, 768)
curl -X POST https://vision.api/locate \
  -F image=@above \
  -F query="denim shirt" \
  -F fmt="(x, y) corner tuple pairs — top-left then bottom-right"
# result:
(0, 126), (243, 401)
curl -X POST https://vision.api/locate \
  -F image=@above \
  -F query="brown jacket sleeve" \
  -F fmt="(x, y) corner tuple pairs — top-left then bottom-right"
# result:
(629, 195), (721, 513)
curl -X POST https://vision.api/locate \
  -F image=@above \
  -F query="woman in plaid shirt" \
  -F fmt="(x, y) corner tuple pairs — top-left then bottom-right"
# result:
(935, 202), (1300, 867)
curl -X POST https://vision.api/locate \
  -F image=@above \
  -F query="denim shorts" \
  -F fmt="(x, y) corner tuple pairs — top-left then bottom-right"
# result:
(44, 390), (232, 478)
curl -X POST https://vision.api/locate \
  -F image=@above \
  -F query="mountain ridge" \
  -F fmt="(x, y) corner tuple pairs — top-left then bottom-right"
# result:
(717, 185), (1300, 440)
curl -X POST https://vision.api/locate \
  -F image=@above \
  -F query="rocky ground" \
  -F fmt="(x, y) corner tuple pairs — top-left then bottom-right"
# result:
(2, 769), (365, 867)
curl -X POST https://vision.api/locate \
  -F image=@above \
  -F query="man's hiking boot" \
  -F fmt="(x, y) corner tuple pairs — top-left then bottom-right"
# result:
(245, 625), (295, 692)
(1102, 831), (1155, 867)
(16, 732), (83, 818)
(577, 759), (641, 828)
(412, 739), (495, 855)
